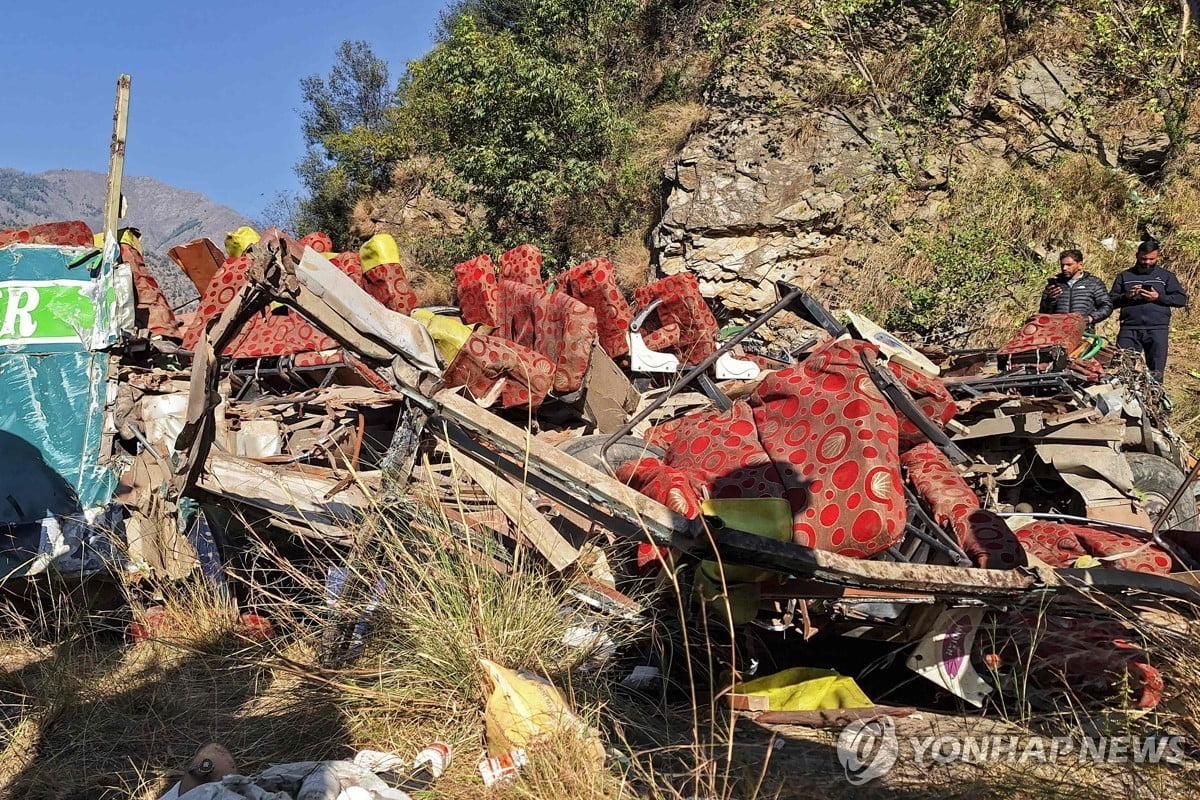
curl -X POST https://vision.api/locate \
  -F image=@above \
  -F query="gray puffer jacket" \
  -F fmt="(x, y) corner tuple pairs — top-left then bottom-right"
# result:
(1039, 272), (1113, 325)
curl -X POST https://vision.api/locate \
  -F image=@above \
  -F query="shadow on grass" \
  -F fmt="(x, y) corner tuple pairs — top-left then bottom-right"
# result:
(1, 626), (349, 800)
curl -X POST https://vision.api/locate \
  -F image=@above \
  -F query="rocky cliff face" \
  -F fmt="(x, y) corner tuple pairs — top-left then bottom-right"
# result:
(651, 41), (1192, 330)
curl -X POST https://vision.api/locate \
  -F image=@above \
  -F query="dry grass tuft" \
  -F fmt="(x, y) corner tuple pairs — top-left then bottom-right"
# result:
(613, 229), (655, 293)
(5, 491), (1200, 799)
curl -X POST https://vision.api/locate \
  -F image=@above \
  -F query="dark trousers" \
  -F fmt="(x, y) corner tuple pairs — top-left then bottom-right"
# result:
(1117, 327), (1169, 378)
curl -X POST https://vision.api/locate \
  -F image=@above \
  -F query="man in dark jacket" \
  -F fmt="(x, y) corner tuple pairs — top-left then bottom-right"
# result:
(1109, 239), (1188, 379)
(1039, 249), (1112, 329)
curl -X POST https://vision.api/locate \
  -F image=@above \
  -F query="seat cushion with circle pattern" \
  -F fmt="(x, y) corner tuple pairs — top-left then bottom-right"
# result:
(454, 255), (500, 327)
(559, 257), (633, 359)
(182, 254), (338, 357)
(887, 362), (957, 450)
(1014, 520), (1173, 574)
(997, 313), (1086, 356)
(633, 272), (720, 365)
(363, 262), (418, 315)
(615, 457), (705, 518)
(499, 244), (544, 287)
(223, 310), (340, 359)
(497, 279), (540, 350)
(747, 339), (906, 557)
(183, 256), (254, 350)
(327, 251), (364, 286)
(0, 221), (94, 248)
(647, 403), (786, 503)
(636, 339), (907, 558)
(900, 442), (1027, 568)
(533, 290), (597, 394)
(298, 232), (334, 254)
(441, 329), (555, 409)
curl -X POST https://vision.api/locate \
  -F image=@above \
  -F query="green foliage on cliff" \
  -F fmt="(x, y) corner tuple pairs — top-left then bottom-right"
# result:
(295, 0), (712, 260)
(295, 0), (1197, 284)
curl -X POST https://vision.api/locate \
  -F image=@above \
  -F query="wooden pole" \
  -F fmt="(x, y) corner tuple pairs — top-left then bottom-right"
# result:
(102, 75), (131, 240)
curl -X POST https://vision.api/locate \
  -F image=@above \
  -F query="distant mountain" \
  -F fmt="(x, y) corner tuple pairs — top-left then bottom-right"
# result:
(0, 168), (252, 308)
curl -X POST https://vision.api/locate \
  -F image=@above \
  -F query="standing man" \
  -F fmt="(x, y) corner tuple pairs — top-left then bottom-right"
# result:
(1039, 249), (1112, 330)
(1110, 239), (1188, 379)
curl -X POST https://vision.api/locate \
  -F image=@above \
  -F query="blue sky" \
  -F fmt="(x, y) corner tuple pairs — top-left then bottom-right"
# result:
(2, 1), (447, 218)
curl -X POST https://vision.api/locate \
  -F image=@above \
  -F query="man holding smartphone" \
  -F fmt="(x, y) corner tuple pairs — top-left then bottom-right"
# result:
(1039, 249), (1111, 329)
(1109, 239), (1188, 380)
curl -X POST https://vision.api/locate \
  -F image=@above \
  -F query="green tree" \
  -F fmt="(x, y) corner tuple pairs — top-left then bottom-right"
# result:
(400, 14), (630, 253)
(297, 40), (403, 242)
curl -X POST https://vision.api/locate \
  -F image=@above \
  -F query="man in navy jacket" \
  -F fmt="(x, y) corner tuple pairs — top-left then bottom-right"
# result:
(1109, 240), (1188, 379)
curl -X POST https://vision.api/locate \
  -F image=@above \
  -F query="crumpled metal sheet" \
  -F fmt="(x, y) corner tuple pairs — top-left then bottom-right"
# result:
(294, 247), (440, 375)
(0, 243), (132, 576)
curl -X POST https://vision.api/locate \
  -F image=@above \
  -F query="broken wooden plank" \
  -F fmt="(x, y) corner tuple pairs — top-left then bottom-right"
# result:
(293, 247), (440, 373)
(424, 387), (696, 544)
(447, 447), (580, 572)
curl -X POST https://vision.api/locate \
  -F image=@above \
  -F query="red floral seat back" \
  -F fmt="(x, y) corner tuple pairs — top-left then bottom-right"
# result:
(633, 272), (719, 365)
(454, 255), (500, 327)
(0, 221), (93, 247)
(997, 313), (1086, 356)
(559, 258), (633, 359)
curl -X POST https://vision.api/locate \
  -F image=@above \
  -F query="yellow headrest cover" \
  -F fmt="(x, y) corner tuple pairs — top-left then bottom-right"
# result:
(360, 233), (401, 272)
(225, 226), (260, 258)
(412, 308), (475, 363)
(119, 228), (142, 254)
(92, 229), (143, 254)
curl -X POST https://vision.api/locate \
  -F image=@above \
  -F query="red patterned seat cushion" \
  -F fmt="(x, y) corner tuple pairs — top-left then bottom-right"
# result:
(641, 323), (681, 352)
(976, 612), (1162, 709)
(748, 340), (906, 556)
(121, 242), (181, 338)
(183, 256), (253, 350)
(182, 254), (339, 357)
(648, 403), (786, 502)
(559, 258), (633, 358)
(454, 255), (500, 327)
(887, 362), (957, 449)
(633, 272), (720, 364)
(441, 329), (555, 410)
(499, 244), (544, 287)
(615, 458), (704, 518)
(997, 313), (1086, 356)
(363, 262), (418, 315)
(224, 310), (339, 358)
(0, 221), (93, 247)
(534, 291), (596, 394)
(498, 279), (540, 349)
(631, 340), (906, 557)
(328, 251), (364, 286)
(298, 232), (334, 254)
(900, 442), (1026, 568)
(1015, 520), (1173, 574)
